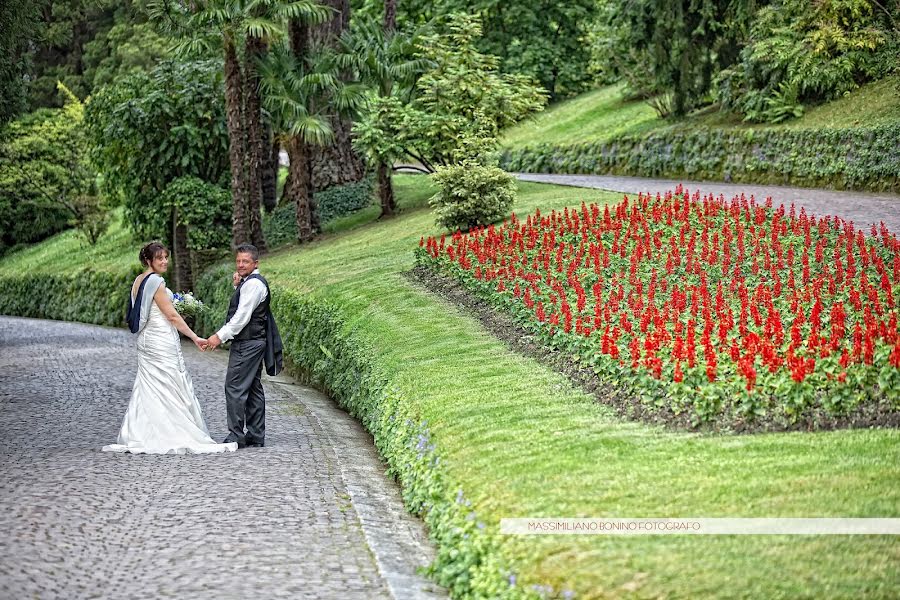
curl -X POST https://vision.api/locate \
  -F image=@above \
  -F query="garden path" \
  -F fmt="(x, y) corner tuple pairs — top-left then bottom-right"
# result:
(0, 316), (447, 600)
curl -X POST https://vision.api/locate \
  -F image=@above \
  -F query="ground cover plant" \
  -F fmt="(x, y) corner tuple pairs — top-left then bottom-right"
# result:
(417, 186), (900, 430)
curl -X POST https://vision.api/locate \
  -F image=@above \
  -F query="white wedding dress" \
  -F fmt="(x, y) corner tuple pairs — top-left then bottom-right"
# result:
(103, 287), (238, 455)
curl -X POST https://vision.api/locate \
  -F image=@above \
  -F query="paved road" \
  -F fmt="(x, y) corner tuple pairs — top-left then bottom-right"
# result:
(0, 316), (446, 600)
(515, 173), (900, 234)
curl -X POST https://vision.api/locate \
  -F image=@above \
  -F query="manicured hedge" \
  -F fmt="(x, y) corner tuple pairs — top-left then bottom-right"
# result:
(0, 267), (138, 327)
(500, 124), (900, 192)
(194, 265), (535, 599)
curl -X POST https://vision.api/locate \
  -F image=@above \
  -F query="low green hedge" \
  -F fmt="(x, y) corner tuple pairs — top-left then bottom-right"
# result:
(195, 265), (538, 599)
(0, 267), (138, 327)
(500, 124), (900, 192)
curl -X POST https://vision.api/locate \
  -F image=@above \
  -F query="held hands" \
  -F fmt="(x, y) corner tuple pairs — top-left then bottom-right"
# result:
(204, 333), (222, 351)
(193, 337), (209, 351)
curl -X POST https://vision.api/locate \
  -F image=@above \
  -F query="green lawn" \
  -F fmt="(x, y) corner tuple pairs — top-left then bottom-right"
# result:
(502, 75), (900, 150)
(4, 176), (898, 598)
(0, 209), (135, 276)
(265, 176), (899, 598)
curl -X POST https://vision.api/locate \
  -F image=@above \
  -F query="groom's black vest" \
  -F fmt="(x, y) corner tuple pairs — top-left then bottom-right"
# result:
(227, 274), (270, 341)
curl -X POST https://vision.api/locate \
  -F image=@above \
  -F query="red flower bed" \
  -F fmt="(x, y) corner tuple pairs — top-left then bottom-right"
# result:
(416, 187), (900, 426)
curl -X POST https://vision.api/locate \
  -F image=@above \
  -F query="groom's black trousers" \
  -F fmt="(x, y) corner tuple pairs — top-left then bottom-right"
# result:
(225, 339), (266, 444)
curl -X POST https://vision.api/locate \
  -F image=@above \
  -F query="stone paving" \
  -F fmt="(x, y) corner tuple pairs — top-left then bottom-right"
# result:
(516, 173), (900, 234)
(0, 316), (447, 600)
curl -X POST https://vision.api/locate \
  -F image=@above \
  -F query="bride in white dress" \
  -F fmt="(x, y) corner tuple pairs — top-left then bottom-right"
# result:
(103, 242), (238, 455)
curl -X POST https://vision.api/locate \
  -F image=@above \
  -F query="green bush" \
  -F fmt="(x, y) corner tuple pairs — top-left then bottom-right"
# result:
(0, 267), (138, 327)
(263, 177), (374, 248)
(430, 162), (517, 232)
(500, 124), (900, 192)
(160, 176), (231, 252)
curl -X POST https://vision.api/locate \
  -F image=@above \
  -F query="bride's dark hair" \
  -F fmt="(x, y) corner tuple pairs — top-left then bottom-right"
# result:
(139, 241), (169, 267)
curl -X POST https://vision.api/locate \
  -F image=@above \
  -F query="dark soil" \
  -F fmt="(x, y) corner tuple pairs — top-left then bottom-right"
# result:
(406, 265), (900, 436)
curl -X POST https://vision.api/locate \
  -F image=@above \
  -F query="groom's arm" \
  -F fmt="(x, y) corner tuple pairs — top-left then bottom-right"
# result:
(206, 279), (268, 350)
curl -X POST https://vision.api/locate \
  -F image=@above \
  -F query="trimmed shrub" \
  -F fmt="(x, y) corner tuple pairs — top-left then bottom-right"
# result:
(0, 267), (138, 327)
(430, 162), (517, 232)
(500, 124), (900, 192)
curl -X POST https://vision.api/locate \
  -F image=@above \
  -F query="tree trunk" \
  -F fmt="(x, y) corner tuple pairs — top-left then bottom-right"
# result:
(261, 125), (279, 212)
(377, 159), (395, 217)
(223, 35), (249, 248)
(172, 207), (193, 291)
(244, 35), (267, 253)
(384, 0), (397, 32)
(308, 0), (366, 192)
(286, 136), (316, 242)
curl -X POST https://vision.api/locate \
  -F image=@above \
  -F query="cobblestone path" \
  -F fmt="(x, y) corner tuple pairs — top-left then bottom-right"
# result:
(0, 316), (446, 600)
(516, 173), (900, 234)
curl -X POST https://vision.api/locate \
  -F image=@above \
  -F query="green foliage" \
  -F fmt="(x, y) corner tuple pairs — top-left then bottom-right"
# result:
(440, 0), (597, 101)
(84, 59), (230, 240)
(354, 0), (597, 100)
(23, 0), (175, 110)
(263, 177), (375, 249)
(715, 0), (899, 123)
(0, 0), (41, 123)
(354, 14), (547, 172)
(598, 0), (755, 117)
(430, 162), (516, 232)
(82, 21), (174, 90)
(0, 84), (107, 254)
(160, 176), (231, 251)
(0, 266), (138, 327)
(501, 123), (900, 192)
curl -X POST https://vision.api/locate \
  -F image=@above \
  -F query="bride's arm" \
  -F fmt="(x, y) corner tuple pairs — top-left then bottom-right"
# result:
(154, 286), (206, 348)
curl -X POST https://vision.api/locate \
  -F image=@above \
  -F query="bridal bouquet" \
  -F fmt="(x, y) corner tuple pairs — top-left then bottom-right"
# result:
(172, 291), (207, 319)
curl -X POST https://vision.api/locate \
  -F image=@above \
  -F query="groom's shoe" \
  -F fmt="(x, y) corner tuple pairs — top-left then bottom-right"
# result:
(223, 436), (246, 449)
(245, 439), (265, 448)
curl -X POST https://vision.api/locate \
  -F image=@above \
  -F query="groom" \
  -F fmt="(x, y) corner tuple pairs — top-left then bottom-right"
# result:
(205, 243), (272, 449)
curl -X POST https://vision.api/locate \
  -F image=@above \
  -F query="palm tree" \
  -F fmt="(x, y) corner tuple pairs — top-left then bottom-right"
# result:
(259, 41), (365, 242)
(148, 0), (330, 249)
(337, 16), (430, 217)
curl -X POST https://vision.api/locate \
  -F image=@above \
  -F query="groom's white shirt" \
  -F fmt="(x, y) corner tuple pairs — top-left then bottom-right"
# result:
(215, 268), (268, 343)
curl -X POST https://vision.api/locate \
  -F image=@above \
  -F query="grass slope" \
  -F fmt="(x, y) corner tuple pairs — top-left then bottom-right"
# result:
(262, 177), (899, 599)
(4, 177), (898, 598)
(502, 76), (900, 150)
(0, 209), (136, 276)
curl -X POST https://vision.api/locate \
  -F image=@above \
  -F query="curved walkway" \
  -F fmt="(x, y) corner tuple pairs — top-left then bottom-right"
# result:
(516, 173), (900, 234)
(0, 316), (447, 600)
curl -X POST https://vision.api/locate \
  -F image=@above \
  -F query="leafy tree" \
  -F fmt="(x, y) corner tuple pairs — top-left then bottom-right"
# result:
(0, 83), (106, 253)
(353, 14), (546, 173)
(304, 0), (368, 191)
(353, 0), (596, 100)
(82, 21), (173, 90)
(337, 15), (430, 216)
(15, 1), (176, 112)
(84, 59), (230, 289)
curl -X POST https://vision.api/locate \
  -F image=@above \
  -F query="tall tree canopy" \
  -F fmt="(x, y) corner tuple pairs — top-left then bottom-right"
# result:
(353, 0), (596, 100)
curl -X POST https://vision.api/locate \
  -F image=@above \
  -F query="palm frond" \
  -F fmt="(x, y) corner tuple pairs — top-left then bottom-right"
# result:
(275, 0), (333, 26)
(288, 115), (334, 145)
